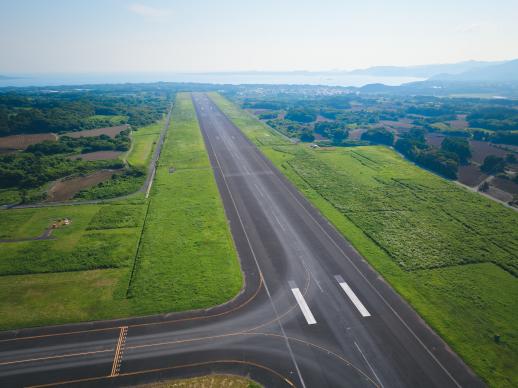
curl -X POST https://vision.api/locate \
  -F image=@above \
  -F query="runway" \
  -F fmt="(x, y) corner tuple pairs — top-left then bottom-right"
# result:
(0, 93), (484, 387)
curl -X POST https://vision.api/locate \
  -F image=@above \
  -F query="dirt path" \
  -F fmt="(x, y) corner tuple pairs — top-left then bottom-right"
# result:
(0, 226), (55, 243)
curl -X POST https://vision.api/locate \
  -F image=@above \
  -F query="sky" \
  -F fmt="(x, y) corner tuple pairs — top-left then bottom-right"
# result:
(1, 0), (517, 74)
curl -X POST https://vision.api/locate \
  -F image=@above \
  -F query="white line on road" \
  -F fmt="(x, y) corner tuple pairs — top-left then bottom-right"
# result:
(289, 281), (317, 325)
(335, 275), (371, 317)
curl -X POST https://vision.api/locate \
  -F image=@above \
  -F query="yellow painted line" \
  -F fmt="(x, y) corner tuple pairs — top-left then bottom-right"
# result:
(0, 348), (114, 367)
(110, 326), (128, 377)
(126, 331), (378, 387)
(0, 275), (263, 345)
(27, 359), (295, 388)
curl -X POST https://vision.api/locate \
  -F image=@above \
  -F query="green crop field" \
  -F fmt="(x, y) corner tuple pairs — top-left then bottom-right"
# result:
(0, 93), (241, 330)
(210, 92), (518, 388)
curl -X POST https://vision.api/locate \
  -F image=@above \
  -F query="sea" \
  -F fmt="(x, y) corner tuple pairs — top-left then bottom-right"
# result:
(0, 72), (424, 88)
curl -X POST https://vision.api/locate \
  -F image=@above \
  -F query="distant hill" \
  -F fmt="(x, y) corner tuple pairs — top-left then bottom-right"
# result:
(431, 59), (518, 82)
(348, 60), (503, 78)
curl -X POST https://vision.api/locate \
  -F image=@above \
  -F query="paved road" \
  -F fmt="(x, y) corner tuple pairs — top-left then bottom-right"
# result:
(0, 93), (484, 388)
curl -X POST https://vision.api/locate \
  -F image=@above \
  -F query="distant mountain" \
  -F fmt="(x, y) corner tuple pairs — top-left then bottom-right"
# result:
(349, 60), (504, 78)
(431, 59), (518, 82)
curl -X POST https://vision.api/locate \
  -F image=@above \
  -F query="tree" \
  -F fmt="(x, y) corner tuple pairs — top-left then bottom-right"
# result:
(285, 108), (316, 123)
(481, 155), (506, 174)
(299, 131), (315, 142)
(414, 149), (459, 179)
(331, 128), (348, 144)
(505, 153), (517, 164)
(479, 181), (490, 192)
(441, 137), (471, 164)
(361, 128), (394, 146)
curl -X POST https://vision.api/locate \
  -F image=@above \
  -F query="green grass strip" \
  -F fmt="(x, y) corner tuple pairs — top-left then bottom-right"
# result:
(127, 92), (242, 311)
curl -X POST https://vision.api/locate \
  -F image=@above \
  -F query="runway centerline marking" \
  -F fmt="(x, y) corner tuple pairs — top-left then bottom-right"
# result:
(335, 275), (371, 317)
(289, 281), (317, 325)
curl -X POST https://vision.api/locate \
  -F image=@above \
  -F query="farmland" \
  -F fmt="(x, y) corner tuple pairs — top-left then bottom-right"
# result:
(68, 150), (124, 161)
(210, 92), (518, 387)
(235, 87), (518, 205)
(46, 169), (123, 201)
(0, 133), (57, 151)
(62, 124), (129, 139)
(0, 92), (240, 329)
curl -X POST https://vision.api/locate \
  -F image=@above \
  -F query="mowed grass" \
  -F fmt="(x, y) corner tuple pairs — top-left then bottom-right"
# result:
(127, 93), (242, 311)
(0, 204), (142, 276)
(0, 94), (240, 329)
(209, 92), (518, 388)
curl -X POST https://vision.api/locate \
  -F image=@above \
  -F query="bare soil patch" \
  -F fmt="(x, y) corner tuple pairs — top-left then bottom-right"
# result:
(62, 125), (129, 139)
(46, 170), (121, 202)
(68, 150), (123, 161)
(447, 114), (469, 130)
(470, 140), (514, 164)
(316, 114), (332, 123)
(380, 119), (413, 130)
(486, 185), (514, 203)
(458, 165), (488, 187)
(0, 133), (57, 150)
(425, 133), (445, 148)
(492, 177), (518, 195)
(349, 128), (366, 140)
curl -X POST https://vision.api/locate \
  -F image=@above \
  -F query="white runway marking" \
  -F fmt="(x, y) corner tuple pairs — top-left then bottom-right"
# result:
(335, 275), (371, 317)
(289, 281), (317, 325)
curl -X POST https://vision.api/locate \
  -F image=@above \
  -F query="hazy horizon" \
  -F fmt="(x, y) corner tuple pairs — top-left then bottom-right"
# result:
(1, 0), (518, 74)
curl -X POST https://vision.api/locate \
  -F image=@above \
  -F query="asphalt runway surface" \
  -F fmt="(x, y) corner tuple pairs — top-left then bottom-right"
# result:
(0, 93), (484, 387)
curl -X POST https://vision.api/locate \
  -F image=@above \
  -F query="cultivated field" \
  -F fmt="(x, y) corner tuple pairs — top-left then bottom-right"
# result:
(457, 164), (488, 187)
(68, 150), (123, 161)
(0, 133), (57, 150)
(62, 124), (129, 138)
(46, 170), (121, 202)
(493, 177), (518, 195)
(211, 92), (518, 387)
(470, 140), (515, 164)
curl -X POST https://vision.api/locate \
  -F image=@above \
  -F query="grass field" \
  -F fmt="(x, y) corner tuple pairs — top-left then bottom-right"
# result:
(139, 375), (261, 388)
(127, 119), (164, 169)
(210, 92), (518, 388)
(0, 93), (241, 329)
(127, 93), (242, 311)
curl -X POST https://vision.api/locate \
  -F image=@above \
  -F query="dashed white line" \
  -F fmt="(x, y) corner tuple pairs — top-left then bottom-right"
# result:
(289, 281), (317, 325)
(335, 275), (371, 317)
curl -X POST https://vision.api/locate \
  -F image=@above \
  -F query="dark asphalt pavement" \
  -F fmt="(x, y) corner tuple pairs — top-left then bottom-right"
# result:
(0, 93), (484, 388)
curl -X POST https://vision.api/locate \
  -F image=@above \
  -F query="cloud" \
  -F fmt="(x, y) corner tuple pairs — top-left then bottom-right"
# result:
(128, 3), (171, 19)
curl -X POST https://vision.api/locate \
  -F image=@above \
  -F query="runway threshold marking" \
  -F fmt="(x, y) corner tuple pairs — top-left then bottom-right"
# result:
(110, 326), (128, 377)
(335, 275), (371, 317)
(289, 281), (317, 325)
